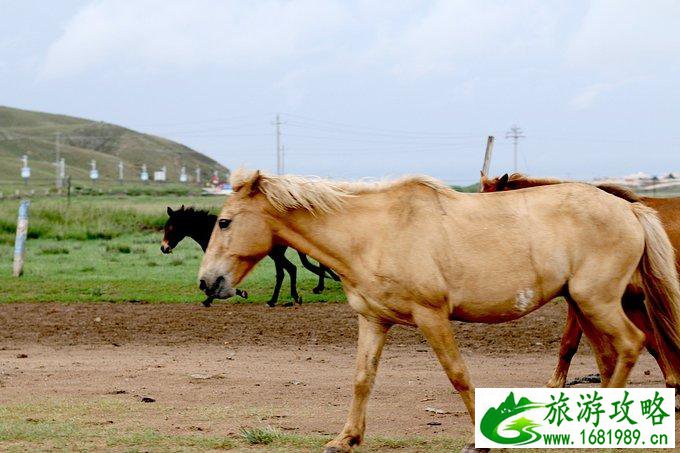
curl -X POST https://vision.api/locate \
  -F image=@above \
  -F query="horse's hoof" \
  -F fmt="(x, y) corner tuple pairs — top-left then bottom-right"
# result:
(545, 379), (564, 388)
(282, 301), (294, 307)
(202, 299), (213, 307)
(461, 444), (490, 453)
(295, 296), (303, 305)
(312, 287), (323, 294)
(266, 301), (276, 308)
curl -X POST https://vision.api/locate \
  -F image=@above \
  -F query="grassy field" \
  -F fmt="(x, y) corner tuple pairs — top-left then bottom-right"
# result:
(0, 195), (344, 304)
(0, 399), (466, 452)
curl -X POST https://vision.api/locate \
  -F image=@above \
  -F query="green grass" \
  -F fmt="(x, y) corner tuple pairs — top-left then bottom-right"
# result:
(2, 399), (665, 452)
(0, 194), (344, 304)
(0, 195), (219, 244)
(241, 426), (282, 445)
(0, 233), (344, 303)
(0, 400), (466, 452)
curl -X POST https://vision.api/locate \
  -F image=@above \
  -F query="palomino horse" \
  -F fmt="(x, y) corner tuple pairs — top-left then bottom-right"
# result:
(161, 205), (339, 306)
(481, 173), (680, 389)
(199, 169), (680, 453)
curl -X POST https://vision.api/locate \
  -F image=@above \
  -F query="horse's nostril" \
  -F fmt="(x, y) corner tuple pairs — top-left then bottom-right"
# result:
(199, 279), (207, 291)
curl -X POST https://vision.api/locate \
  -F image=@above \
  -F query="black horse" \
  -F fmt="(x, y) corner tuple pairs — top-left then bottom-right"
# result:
(161, 205), (339, 307)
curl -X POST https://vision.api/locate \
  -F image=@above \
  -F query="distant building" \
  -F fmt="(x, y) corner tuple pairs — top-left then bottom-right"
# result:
(593, 171), (680, 191)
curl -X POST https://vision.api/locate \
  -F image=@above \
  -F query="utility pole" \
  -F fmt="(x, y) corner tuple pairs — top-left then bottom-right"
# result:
(55, 133), (63, 189)
(281, 145), (285, 174)
(505, 125), (525, 173)
(195, 167), (201, 185)
(59, 158), (65, 186)
(118, 160), (124, 183)
(273, 114), (284, 175)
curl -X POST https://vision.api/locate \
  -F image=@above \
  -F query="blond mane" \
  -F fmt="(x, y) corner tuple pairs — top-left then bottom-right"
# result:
(230, 168), (449, 214)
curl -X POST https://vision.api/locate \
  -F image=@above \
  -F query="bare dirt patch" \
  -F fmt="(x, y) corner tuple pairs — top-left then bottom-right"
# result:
(0, 302), (674, 451)
(0, 300), (572, 353)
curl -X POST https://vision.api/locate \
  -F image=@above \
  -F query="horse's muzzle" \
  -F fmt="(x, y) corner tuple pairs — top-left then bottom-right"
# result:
(160, 241), (172, 254)
(199, 275), (235, 299)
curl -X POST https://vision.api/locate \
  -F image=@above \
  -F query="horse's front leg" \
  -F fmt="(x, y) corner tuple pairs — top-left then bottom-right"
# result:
(267, 254), (285, 307)
(412, 306), (487, 453)
(547, 304), (583, 388)
(325, 315), (391, 453)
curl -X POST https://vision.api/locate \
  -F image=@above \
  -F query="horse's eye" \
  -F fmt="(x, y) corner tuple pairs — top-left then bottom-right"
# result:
(218, 219), (232, 230)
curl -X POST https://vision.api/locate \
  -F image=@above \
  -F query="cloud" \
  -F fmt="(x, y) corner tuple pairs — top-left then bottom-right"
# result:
(42, 0), (567, 81)
(568, 82), (619, 110)
(368, 0), (562, 79)
(39, 0), (680, 86)
(566, 0), (680, 77)
(40, 0), (349, 78)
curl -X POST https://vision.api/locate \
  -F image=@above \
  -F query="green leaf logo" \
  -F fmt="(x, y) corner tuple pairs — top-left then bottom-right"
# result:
(480, 392), (545, 445)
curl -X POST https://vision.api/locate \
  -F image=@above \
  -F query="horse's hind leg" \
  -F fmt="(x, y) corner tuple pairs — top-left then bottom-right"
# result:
(326, 267), (340, 282)
(278, 253), (301, 304)
(547, 304), (583, 388)
(622, 292), (677, 388)
(297, 252), (327, 294)
(412, 307), (483, 452)
(313, 265), (326, 294)
(569, 302), (617, 386)
(569, 279), (645, 388)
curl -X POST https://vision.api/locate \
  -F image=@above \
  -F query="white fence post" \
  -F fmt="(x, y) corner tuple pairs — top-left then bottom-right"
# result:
(12, 200), (30, 277)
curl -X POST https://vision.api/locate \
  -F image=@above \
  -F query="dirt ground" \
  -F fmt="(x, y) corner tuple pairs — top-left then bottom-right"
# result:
(0, 301), (675, 450)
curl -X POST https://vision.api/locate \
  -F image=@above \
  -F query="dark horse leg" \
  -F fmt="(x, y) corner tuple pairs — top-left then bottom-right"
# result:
(298, 252), (340, 294)
(267, 247), (286, 307)
(268, 246), (301, 307)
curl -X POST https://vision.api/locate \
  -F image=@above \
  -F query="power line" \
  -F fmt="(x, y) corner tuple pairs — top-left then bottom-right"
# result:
(279, 112), (484, 138)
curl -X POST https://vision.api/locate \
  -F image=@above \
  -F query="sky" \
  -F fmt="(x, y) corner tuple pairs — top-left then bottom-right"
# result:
(1, 0), (679, 184)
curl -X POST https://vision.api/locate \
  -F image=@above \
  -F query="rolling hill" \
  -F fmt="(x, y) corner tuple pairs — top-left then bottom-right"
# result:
(0, 106), (227, 186)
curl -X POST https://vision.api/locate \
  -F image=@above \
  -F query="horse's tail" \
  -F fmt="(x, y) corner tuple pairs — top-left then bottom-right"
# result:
(632, 203), (680, 387)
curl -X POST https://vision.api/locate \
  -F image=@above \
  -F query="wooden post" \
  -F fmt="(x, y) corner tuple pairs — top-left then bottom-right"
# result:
(66, 176), (72, 205)
(481, 136), (495, 177)
(479, 136), (495, 192)
(12, 200), (30, 277)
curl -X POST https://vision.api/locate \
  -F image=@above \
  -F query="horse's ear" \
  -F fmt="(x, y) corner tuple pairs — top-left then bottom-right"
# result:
(497, 173), (509, 191)
(180, 204), (185, 211)
(167, 206), (174, 216)
(232, 169), (262, 196)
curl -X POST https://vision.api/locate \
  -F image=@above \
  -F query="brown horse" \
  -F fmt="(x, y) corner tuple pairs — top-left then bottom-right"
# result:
(481, 172), (680, 389)
(199, 169), (680, 453)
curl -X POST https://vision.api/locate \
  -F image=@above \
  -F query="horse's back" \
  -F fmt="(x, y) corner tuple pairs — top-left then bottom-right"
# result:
(430, 183), (645, 320)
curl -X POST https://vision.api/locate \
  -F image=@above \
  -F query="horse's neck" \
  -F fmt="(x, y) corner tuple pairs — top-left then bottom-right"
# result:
(272, 208), (360, 279)
(189, 214), (216, 251)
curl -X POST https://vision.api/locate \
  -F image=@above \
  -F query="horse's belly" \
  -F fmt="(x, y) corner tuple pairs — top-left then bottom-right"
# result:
(449, 281), (563, 324)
